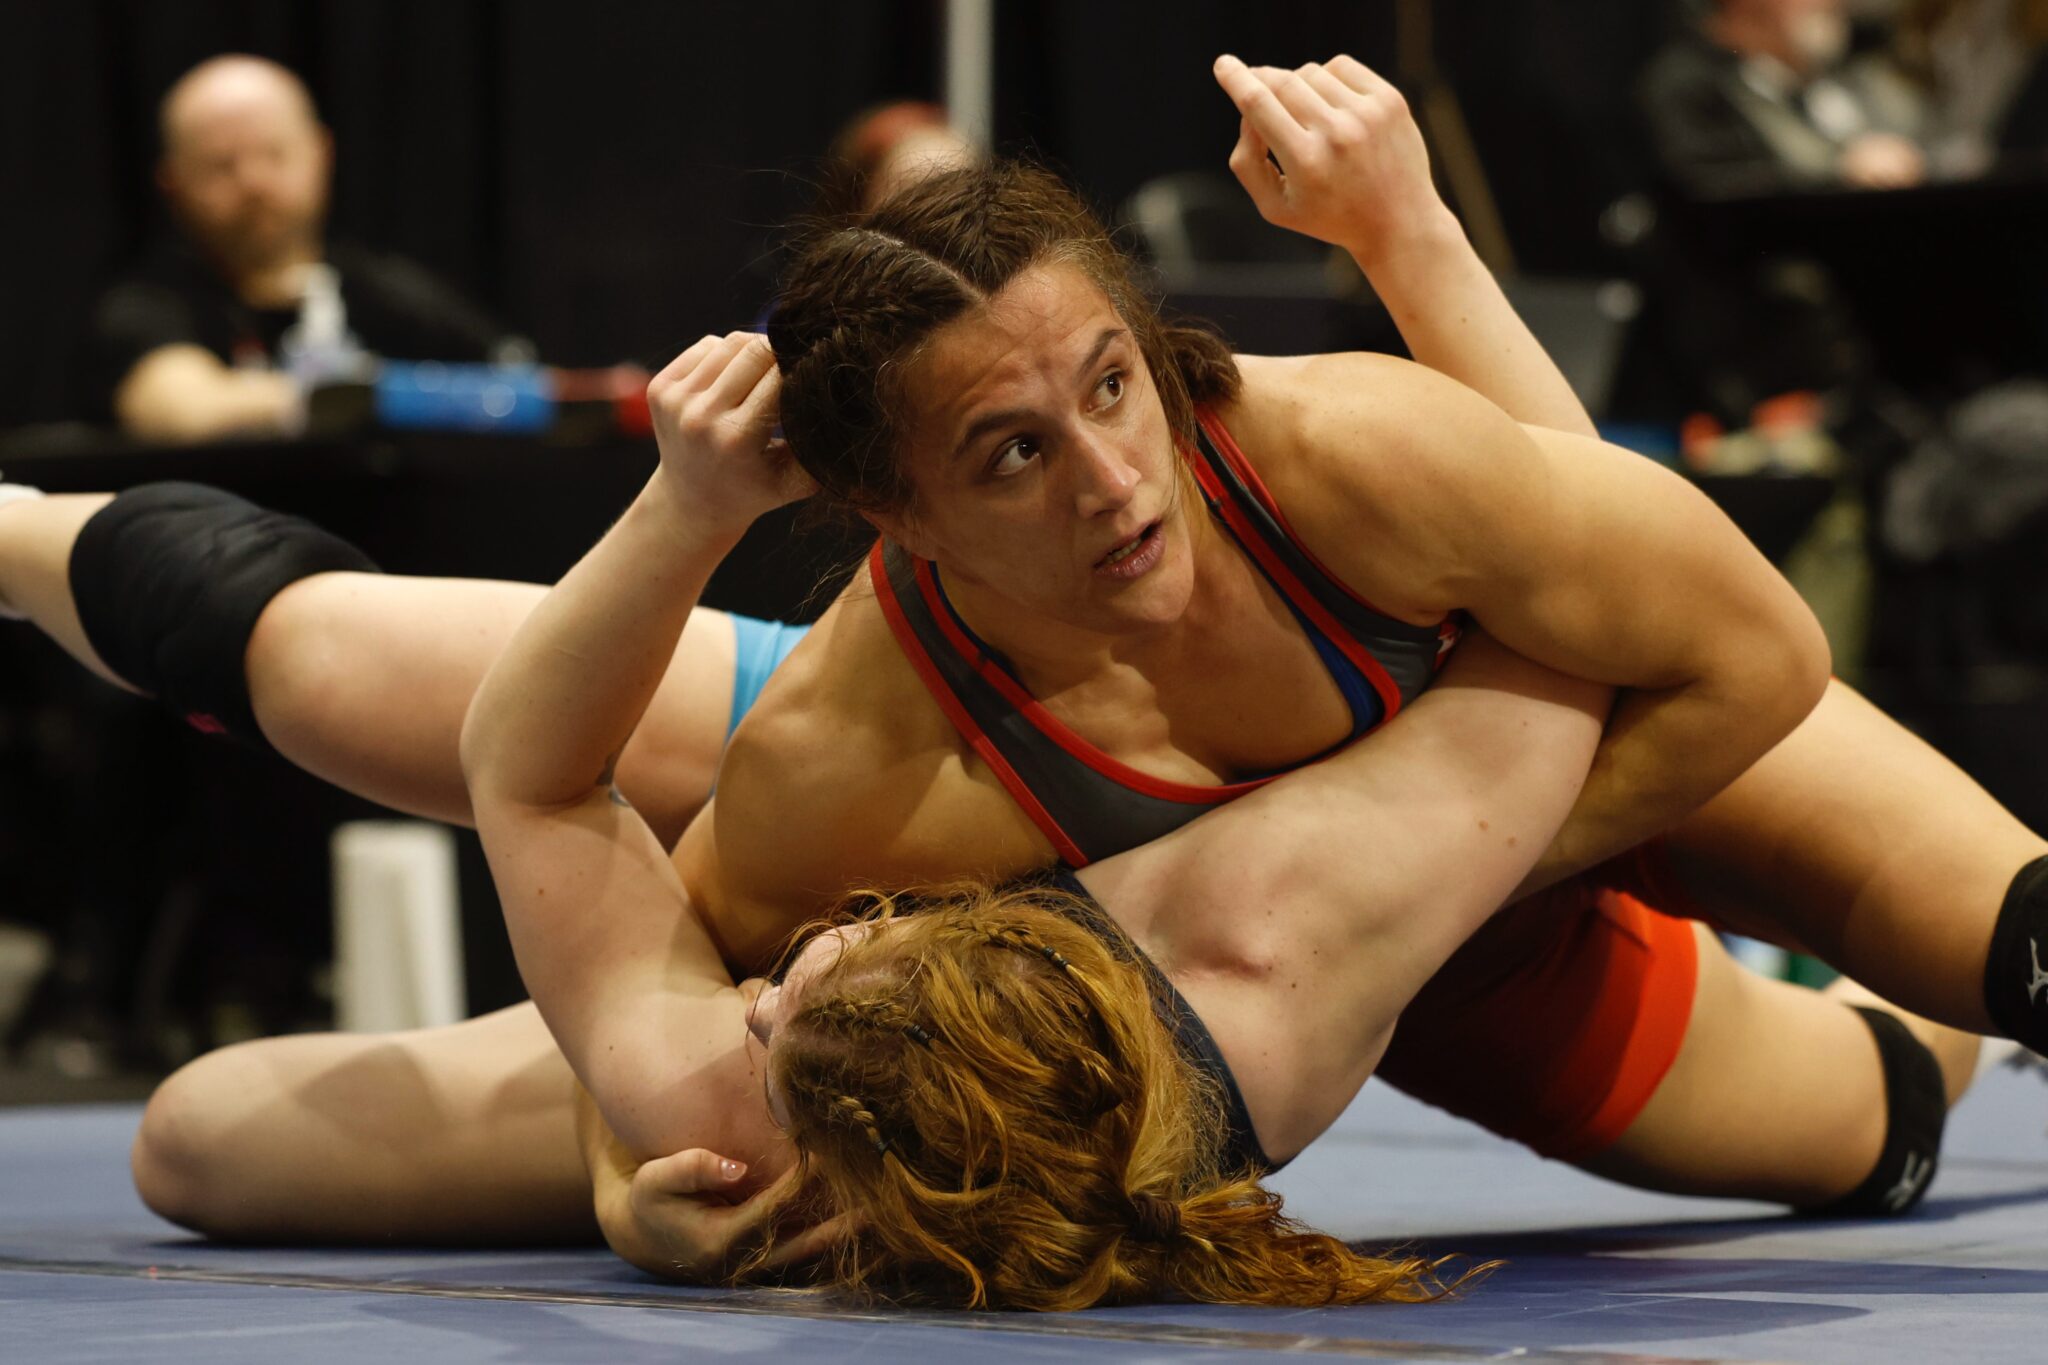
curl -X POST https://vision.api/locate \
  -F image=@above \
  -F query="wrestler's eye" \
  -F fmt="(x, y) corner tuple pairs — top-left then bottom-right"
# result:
(1093, 371), (1125, 409)
(989, 436), (1040, 477)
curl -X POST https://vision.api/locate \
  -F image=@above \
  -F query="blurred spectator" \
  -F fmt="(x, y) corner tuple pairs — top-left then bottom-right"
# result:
(83, 55), (516, 444)
(1893, 0), (2048, 177)
(1639, 0), (1929, 197)
(821, 100), (979, 213)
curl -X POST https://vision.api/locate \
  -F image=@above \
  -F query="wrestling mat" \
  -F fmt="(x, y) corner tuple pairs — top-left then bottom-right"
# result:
(4, 1059), (2044, 1363)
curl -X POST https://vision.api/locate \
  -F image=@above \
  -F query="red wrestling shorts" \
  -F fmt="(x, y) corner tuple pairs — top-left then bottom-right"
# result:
(1373, 843), (1708, 1164)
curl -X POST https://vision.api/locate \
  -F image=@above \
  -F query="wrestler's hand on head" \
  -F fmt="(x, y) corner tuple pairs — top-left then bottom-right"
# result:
(645, 332), (816, 540)
(613, 1148), (846, 1280)
(1211, 53), (1454, 270)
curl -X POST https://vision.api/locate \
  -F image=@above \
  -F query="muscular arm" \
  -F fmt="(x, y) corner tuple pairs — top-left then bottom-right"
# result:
(461, 333), (806, 1159)
(114, 344), (301, 443)
(1213, 53), (1596, 437)
(461, 471), (763, 1157)
(1088, 630), (1609, 1158)
(1271, 354), (1830, 893)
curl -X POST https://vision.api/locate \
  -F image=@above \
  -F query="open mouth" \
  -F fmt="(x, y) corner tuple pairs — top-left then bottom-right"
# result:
(1094, 521), (1162, 577)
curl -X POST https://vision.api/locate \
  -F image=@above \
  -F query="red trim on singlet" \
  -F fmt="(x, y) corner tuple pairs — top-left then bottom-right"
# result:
(1195, 409), (1393, 617)
(1195, 409), (1465, 677)
(906, 554), (1271, 807)
(869, 543), (1091, 867)
(1185, 434), (1407, 722)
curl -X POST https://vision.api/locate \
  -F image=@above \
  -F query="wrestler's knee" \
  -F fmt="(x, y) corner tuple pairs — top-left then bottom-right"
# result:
(241, 572), (377, 742)
(131, 1042), (273, 1236)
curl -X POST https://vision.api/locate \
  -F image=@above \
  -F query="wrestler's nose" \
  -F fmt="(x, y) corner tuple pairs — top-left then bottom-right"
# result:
(1071, 433), (1140, 519)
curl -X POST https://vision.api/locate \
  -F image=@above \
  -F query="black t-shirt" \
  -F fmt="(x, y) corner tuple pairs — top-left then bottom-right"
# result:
(81, 239), (509, 422)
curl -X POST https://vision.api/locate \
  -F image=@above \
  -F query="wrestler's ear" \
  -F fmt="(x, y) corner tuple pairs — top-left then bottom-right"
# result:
(862, 506), (939, 562)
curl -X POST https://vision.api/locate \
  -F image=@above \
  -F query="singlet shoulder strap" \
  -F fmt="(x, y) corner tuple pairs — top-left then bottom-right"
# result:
(1046, 869), (1275, 1175)
(867, 540), (1262, 867)
(1188, 408), (1460, 715)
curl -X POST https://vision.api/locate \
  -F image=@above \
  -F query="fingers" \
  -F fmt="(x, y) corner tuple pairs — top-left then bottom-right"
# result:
(649, 334), (723, 391)
(1294, 62), (1366, 121)
(1249, 63), (1339, 140)
(702, 334), (778, 412)
(1212, 53), (1314, 168)
(638, 1147), (751, 1197)
(756, 1210), (852, 1270)
(730, 350), (784, 440)
(650, 331), (770, 409)
(1226, 115), (1284, 218)
(1326, 53), (1398, 102)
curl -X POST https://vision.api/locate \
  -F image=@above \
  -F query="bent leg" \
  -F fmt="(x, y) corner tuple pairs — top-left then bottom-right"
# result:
(1380, 877), (1974, 1212)
(1582, 926), (1978, 1208)
(0, 488), (737, 843)
(1661, 679), (2048, 1036)
(133, 1002), (595, 1244)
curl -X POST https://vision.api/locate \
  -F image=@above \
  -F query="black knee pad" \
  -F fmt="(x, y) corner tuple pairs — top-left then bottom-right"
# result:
(69, 482), (379, 748)
(1802, 1006), (1946, 1218)
(1985, 853), (2048, 1053)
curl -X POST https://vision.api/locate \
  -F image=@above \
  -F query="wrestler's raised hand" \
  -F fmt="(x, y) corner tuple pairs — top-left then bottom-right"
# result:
(1212, 53), (1452, 269)
(645, 332), (815, 537)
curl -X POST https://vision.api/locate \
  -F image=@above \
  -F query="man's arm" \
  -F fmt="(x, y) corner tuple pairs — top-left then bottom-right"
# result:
(1281, 354), (1831, 892)
(114, 344), (301, 443)
(1213, 53), (1596, 437)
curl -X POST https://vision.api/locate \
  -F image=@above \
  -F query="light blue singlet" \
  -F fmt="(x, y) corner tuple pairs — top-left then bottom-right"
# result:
(727, 615), (811, 740)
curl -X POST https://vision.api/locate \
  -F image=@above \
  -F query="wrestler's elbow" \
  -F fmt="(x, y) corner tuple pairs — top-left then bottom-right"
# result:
(1709, 588), (1832, 752)
(1760, 582), (1831, 719)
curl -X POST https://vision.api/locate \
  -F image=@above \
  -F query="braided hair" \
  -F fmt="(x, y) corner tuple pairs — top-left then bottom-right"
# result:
(767, 159), (1242, 520)
(748, 881), (1482, 1310)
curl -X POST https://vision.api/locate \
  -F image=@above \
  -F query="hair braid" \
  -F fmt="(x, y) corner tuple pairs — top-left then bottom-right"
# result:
(768, 158), (1242, 523)
(831, 1094), (892, 1158)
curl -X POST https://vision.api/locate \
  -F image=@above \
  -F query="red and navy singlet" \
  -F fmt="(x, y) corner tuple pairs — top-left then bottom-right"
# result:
(871, 407), (1464, 867)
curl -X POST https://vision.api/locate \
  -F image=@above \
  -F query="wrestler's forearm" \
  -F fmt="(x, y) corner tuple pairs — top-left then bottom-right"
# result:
(1513, 670), (1821, 897)
(461, 472), (736, 809)
(1350, 214), (1597, 439)
(576, 1081), (676, 1278)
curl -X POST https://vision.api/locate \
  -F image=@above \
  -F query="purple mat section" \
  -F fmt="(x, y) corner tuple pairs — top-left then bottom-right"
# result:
(3, 1062), (2046, 1363)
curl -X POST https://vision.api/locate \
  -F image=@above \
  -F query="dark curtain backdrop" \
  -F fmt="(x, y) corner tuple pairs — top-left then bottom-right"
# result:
(0, 0), (1682, 430)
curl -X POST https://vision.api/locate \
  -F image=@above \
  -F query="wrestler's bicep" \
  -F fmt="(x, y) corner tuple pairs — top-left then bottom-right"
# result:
(685, 713), (899, 974)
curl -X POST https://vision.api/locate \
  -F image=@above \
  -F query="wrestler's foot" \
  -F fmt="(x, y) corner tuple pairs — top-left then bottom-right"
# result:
(0, 475), (49, 619)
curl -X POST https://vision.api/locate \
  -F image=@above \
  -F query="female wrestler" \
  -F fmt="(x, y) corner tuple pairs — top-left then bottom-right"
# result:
(0, 51), (2012, 1276)
(587, 56), (2036, 1266)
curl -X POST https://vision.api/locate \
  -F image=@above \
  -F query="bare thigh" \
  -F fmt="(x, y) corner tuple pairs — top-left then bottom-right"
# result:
(1581, 926), (1975, 1207)
(1661, 680), (2046, 1035)
(134, 1001), (594, 1244)
(250, 573), (736, 844)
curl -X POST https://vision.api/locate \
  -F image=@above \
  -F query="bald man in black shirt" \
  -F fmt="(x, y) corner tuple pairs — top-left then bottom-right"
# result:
(86, 55), (514, 443)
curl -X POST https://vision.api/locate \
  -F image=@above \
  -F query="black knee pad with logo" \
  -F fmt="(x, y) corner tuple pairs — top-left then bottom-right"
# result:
(1802, 1006), (1946, 1219)
(1985, 854), (2048, 1053)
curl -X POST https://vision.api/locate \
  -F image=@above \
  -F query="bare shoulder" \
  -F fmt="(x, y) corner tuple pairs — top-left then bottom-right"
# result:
(682, 585), (1052, 969)
(1214, 352), (1544, 616)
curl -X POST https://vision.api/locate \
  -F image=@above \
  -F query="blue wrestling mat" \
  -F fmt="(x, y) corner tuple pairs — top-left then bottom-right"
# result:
(3, 1063), (2045, 1363)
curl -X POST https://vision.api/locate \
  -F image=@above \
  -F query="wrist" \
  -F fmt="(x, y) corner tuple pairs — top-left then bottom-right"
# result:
(640, 468), (753, 558)
(1344, 205), (1468, 280)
